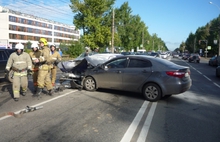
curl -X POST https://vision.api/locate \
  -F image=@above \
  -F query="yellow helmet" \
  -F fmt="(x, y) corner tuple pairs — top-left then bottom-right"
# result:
(39, 38), (48, 46)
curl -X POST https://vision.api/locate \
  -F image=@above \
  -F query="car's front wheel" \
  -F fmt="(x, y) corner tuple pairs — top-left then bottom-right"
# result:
(143, 83), (161, 102)
(83, 77), (96, 91)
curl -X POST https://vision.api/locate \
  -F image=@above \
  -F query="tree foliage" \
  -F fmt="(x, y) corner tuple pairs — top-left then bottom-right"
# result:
(69, 0), (168, 52)
(183, 15), (220, 56)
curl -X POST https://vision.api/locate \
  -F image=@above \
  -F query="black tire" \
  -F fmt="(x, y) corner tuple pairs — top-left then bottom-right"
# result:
(5, 70), (14, 83)
(142, 83), (161, 102)
(83, 77), (96, 91)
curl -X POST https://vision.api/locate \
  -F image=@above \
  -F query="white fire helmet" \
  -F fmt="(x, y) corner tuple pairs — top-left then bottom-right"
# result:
(31, 42), (39, 49)
(15, 43), (24, 50)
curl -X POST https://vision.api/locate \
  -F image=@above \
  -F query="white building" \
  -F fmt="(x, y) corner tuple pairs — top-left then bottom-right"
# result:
(0, 6), (80, 49)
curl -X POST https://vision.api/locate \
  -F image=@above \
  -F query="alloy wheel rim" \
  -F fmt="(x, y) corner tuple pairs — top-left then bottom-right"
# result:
(145, 86), (158, 99)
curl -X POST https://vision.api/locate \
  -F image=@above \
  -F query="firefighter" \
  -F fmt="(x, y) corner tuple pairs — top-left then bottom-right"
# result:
(5, 43), (32, 101)
(29, 42), (41, 93)
(50, 44), (61, 86)
(33, 38), (53, 96)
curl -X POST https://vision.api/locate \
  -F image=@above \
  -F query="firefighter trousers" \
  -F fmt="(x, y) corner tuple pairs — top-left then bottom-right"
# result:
(51, 66), (57, 85)
(37, 65), (53, 90)
(32, 70), (39, 90)
(13, 72), (28, 98)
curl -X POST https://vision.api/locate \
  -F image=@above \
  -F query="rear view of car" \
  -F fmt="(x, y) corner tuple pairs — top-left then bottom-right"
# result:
(188, 54), (200, 63)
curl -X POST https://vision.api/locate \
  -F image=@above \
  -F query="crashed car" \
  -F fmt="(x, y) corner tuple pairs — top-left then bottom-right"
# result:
(57, 53), (123, 89)
(58, 55), (192, 102)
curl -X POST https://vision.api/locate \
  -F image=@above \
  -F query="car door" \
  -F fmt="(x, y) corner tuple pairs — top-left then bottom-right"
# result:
(122, 58), (152, 92)
(94, 58), (127, 90)
(0, 50), (8, 78)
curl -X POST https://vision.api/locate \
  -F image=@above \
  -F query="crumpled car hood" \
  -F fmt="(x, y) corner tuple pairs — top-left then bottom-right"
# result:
(58, 54), (123, 72)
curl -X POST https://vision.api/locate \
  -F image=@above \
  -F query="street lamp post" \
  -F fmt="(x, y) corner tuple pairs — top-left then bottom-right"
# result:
(209, 1), (220, 56)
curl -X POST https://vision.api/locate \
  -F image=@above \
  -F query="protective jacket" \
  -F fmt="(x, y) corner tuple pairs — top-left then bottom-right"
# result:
(29, 50), (42, 71)
(6, 52), (32, 72)
(50, 50), (62, 65)
(38, 46), (53, 64)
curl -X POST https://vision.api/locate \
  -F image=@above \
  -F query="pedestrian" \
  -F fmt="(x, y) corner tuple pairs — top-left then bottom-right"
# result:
(50, 44), (62, 86)
(33, 38), (53, 96)
(29, 42), (42, 93)
(5, 43), (32, 101)
(58, 48), (63, 57)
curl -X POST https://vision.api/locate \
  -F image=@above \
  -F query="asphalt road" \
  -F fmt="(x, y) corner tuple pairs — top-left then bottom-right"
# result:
(0, 57), (220, 142)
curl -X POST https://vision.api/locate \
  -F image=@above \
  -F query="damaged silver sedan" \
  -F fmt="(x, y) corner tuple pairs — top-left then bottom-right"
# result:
(58, 54), (192, 102)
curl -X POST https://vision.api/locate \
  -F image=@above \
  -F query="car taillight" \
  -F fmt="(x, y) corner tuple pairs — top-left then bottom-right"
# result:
(166, 71), (187, 78)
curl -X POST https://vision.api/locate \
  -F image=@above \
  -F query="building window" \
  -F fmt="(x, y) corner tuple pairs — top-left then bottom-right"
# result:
(9, 16), (16, 22)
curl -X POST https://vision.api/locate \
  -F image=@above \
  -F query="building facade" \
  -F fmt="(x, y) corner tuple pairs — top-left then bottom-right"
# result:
(0, 6), (80, 49)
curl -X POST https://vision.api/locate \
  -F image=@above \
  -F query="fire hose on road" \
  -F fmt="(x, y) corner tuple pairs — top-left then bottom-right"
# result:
(0, 105), (43, 118)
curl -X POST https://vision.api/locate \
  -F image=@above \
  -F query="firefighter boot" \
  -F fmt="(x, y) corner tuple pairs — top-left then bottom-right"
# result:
(35, 88), (43, 97)
(48, 90), (53, 96)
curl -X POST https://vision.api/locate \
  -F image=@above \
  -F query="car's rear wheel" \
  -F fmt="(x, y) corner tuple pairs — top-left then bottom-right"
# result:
(83, 77), (96, 91)
(143, 83), (161, 102)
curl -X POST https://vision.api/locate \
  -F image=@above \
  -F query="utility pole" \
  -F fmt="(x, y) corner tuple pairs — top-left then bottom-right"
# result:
(218, 28), (220, 56)
(193, 37), (196, 53)
(111, 8), (115, 53)
(142, 29), (144, 49)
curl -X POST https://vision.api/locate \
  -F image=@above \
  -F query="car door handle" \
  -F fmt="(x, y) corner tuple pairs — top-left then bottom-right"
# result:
(142, 70), (148, 73)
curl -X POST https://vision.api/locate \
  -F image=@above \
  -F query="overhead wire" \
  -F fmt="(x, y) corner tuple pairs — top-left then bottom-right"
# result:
(0, 0), (75, 25)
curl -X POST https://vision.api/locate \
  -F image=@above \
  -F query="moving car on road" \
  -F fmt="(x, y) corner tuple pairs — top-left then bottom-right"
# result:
(59, 55), (192, 102)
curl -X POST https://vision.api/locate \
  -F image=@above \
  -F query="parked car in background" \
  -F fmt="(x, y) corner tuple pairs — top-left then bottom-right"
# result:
(0, 49), (14, 82)
(60, 55), (192, 102)
(160, 53), (168, 59)
(188, 54), (200, 63)
(209, 56), (218, 66)
(150, 52), (160, 58)
(182, 54), (190, 60)
(121, 52), (135, 55)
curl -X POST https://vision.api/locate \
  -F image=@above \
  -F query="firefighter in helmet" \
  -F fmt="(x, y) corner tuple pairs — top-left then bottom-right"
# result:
(29, 42), (42, 93)
(33, 38), (53, 96)
(50, 44), (62, 86)
(5, 43), (32, 101)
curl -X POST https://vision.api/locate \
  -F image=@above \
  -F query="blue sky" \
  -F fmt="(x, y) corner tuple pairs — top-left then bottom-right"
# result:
(0, 0), (220, 51)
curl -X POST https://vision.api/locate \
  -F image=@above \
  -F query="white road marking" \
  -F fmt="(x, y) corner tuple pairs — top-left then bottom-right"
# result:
(203, 75), (212, 81)
(120, 101), (157, 142)
(0, 90), (78, 121)
(181, 58), (220, 89)
(137, 102), (157, 142)
(213, 82), (220, 88)
(120, 101), (149, 142)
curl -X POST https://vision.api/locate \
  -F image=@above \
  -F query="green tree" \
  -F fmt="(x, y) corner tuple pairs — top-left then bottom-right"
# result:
(70, 0), (115, 50)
